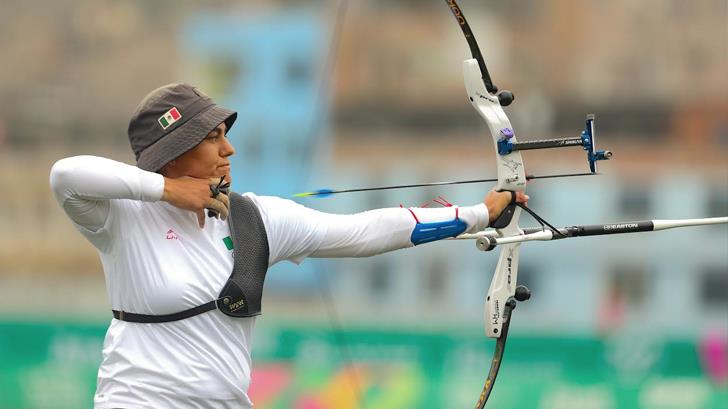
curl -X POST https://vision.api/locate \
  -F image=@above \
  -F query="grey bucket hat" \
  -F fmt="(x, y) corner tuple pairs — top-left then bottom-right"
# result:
(128, 83), (237, 172)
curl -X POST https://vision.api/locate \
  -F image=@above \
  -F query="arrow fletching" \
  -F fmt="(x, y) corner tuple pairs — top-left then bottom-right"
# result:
(294, 189), (336, 198)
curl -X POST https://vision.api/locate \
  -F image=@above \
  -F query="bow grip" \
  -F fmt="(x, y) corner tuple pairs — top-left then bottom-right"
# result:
(489, 191), (517, 229)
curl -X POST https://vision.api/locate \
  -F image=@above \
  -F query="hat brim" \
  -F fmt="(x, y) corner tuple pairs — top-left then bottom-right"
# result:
(137, 105), (237, 172)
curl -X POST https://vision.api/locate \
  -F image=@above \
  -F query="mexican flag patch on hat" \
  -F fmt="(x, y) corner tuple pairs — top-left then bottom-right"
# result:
(158, 107), (182, 130)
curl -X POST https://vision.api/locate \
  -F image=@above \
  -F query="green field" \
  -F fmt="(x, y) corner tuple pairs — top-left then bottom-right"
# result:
(1, 319), (725, 409)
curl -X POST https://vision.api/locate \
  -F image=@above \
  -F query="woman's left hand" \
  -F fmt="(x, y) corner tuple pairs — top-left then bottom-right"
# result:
(483, 190), (529, 225)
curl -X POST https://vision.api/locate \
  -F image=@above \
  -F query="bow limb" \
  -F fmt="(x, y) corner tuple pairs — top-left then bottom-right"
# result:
(448, 1), (528, 407)
(464, 56), (527, 409)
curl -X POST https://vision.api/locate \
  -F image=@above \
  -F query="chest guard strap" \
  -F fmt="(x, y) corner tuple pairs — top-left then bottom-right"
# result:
(112, 193), (270, 323)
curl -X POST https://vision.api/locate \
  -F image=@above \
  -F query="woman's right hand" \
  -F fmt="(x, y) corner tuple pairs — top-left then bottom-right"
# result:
(162, 176), (230, 227)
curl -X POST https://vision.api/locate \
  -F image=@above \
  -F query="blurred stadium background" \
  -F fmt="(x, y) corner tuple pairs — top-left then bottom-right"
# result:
(0, 0), (727, 408)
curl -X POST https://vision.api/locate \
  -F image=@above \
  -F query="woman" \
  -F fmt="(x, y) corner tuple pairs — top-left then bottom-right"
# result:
(50, 83), (527, 408)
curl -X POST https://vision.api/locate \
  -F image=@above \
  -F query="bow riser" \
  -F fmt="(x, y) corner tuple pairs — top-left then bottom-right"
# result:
(464, 60), (527, 192)
(463, 58), (526, 339)
(484, 241), (521, 337)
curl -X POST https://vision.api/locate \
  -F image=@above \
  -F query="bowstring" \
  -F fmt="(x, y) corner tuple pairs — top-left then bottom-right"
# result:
(306, 0), (366, 406)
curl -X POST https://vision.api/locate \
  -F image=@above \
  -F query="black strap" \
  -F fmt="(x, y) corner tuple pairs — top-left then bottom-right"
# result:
(516, 202), (567, 238)
(488, 190), (566, 238)
(111, 193), (270, 323)
(489, 191), (517, 229)
(112, 300), (217, 323)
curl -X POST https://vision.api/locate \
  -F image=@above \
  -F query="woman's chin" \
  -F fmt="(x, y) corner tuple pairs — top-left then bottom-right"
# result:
(212, 171), (232, 185)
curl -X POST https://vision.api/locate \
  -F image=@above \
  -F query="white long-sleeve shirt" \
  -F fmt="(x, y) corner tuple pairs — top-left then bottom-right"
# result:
(49, 155), (489, 409)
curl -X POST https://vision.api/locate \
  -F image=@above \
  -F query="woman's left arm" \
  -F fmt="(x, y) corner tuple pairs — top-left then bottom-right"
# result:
(309, 204), (489, 258)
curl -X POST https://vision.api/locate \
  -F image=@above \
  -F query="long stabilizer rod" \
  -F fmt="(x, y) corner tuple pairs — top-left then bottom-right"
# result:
(454, 217), (728, 251)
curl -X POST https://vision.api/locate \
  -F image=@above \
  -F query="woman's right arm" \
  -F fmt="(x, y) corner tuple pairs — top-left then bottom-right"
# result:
(49, 155), (165, 234)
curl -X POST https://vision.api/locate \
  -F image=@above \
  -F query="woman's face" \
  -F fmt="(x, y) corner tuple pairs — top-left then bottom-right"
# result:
(162, 122), (235, 180)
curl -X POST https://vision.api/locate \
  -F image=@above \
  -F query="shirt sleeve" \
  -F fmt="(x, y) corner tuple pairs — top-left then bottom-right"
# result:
(49, 155), (165, 251)
(251, 195), (489, 265)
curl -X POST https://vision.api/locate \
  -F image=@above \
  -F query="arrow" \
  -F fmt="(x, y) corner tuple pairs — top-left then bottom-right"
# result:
(294, 172), (597, 198)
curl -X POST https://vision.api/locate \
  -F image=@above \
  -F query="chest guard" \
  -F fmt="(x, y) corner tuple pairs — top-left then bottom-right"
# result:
(216, 192), (270, 317)
(112, 192), (270, 323)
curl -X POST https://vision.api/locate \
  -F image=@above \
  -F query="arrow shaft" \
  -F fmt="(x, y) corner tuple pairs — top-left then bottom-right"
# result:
(298, 172), (597, 197)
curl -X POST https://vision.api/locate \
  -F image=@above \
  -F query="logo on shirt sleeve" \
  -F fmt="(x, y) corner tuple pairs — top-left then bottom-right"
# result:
(223, 236), (233, 250)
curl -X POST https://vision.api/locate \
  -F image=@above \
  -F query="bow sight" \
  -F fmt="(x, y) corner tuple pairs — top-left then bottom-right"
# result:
(497, 115), (613, 174)
(448, 0), (612, 178)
